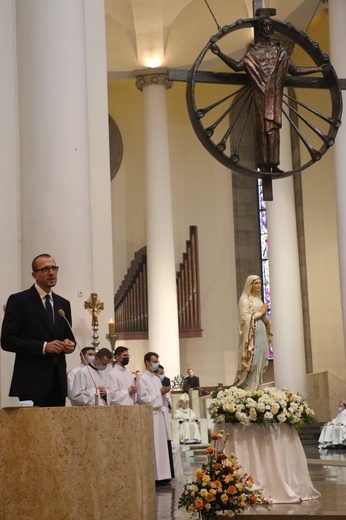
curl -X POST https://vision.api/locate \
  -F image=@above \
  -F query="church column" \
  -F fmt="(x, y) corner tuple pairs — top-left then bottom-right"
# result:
(84, 0), (115, 332)
(328, 0), (346, 358)
(135, 69), (180, 377)
(266, 116), (307, 395)
(0, 0), (21, 406)
(15, 0), (113, 344)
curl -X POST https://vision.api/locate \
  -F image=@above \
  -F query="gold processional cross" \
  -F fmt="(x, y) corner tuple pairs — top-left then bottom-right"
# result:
(84, 293), (104, 328)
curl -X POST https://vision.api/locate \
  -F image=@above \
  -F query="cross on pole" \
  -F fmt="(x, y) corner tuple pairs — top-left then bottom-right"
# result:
(84, 293), (104, 328)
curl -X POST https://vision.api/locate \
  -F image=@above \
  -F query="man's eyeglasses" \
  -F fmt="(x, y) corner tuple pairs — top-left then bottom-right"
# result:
(35, 266), (59, 274)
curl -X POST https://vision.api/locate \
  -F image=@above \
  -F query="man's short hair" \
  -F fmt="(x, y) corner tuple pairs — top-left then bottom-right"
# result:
(32, 253), (52, 271)
(158, 364), (164, 370)
(81, 346), (95, 356)
(144, 351), (159, 364)
(114, 346), (128, 357)
(96, 348), (113, 360)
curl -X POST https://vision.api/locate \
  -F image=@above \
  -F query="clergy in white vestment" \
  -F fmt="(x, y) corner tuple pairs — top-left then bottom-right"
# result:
(105, 346), (137, 405)
(157, 370), (184, 480)
(174, 393), (202, 444)
(70, 348), (112, 406)
(136, 351), (172, 486)
(319, 404), (346, 448)
(67, 346), (95, 402)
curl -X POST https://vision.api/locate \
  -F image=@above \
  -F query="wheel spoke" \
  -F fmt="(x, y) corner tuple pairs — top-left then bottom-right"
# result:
(203, 86), (251, 138)
(284, 92), (341, 129)
(282, 107), (322, 162)
(282, 98), (334, 146)
(218, 92), (253, 155)
(196, 86), (248, 119)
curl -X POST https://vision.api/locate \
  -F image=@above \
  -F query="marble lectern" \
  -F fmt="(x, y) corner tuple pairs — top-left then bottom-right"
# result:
(0, 405), (155, 519)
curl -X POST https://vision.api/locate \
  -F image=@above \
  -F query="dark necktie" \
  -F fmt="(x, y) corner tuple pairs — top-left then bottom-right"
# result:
(45, 294), (54, 331)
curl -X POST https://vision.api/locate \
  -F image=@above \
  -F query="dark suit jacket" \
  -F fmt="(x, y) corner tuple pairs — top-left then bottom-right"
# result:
(161, 376), (170, 387)
(184, 375), (200, 390)
(1, 285), (74, 397)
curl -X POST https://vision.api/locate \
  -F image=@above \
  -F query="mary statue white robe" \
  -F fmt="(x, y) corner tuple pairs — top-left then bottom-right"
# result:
(136, 370), (171, 481)
(70, 364), (109, 406)
(233, 275), (273, 392)
(105, 364), (137, 405)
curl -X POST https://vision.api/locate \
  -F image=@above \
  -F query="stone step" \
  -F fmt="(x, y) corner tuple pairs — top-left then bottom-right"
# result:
(298, 424), (321, 444)
(180, 443), (209, 458)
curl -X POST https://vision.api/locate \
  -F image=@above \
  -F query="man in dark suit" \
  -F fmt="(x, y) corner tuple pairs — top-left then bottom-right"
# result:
(1, 253), (75, 407)
(184, 368), (200, 391)
(157, 364), (170, 387)
(157, 364), (172, 414)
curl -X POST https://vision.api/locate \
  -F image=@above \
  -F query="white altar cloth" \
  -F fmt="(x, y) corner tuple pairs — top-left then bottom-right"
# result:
(214, 423), (320, 504)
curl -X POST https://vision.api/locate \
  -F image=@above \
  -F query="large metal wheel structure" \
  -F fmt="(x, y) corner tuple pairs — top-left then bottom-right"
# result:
(186, 17), (342, 180)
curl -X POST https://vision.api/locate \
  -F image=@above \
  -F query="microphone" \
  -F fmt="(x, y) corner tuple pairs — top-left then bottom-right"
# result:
(58, 309), (99, 406)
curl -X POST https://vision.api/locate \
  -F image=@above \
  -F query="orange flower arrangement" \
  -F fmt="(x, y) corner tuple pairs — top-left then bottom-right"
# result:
(179, 431), (270, 518)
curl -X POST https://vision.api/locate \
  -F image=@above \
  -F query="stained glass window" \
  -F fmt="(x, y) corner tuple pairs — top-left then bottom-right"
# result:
(258, 179), (273, 360)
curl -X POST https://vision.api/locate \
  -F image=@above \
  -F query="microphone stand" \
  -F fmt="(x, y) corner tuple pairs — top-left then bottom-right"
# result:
(58, 309), (99, 406)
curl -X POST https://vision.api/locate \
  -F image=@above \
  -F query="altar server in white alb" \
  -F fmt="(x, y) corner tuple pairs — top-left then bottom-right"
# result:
(67, 346), (95, 402)
(136, 351), (173, 486)
(157, 369), (184, 480)
(174, 393), (202, 444)
(70, 348), (112, 406)
(105, 346), (137, 405)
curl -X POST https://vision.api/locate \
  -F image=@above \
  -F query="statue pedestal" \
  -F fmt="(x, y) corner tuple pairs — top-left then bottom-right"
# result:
(0, 406), (155, 519)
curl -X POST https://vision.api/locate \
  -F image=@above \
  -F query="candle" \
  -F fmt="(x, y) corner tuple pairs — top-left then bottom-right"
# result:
(108, 319), (115, 335)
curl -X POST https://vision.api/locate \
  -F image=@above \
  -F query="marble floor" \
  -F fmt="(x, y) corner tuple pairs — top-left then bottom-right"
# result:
(156, 444), (346, 519)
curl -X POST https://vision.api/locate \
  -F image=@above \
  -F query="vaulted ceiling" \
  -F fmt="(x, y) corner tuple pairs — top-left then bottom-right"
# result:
(105, 0), (327, 77)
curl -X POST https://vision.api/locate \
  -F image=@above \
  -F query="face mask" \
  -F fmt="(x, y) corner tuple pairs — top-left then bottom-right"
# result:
(96, 364), (107, 371)
(121, 357), (129, 367)
(87, 355), (95, 364)
(151, 362), (159, 372)
(159, 374), (165, 382)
